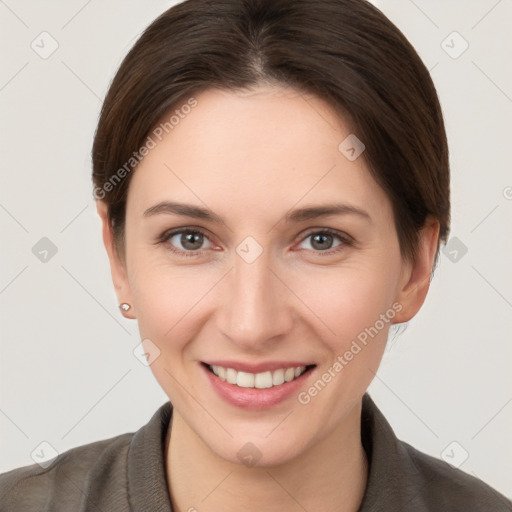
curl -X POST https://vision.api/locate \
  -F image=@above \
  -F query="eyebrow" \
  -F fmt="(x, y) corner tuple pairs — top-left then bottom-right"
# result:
(143, 201), (372, 224)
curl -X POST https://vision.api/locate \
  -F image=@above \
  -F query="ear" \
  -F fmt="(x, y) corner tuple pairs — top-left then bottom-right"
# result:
(96, 200), (136, 319)
(392, 217), (440, 324)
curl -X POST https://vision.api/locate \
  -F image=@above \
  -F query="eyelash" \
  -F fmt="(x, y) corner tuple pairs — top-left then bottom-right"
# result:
(156, 226), (354, 258)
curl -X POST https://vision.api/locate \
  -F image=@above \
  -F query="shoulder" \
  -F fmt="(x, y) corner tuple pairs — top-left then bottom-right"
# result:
(0, 431), (133, 512)
(399, 439), (512, 511)
(360, 393), (512, 511)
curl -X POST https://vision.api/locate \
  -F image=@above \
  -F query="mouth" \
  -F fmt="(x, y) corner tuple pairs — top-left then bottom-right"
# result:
(202, 362), (316, 389)
(200, 361), (317, 410)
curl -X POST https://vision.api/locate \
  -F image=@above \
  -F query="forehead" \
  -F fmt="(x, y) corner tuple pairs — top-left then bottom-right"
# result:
(126, 85), (391, 223)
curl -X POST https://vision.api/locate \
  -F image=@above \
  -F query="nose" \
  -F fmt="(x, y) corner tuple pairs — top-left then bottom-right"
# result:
(216, 247), (294, 350)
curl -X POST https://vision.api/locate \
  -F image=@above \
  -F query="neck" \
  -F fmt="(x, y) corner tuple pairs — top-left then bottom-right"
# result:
(165, 401), (368, 512)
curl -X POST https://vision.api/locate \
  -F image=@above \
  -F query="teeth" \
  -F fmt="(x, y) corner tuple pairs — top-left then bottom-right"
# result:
(226, 367), (237, 384)
(272, 369), (285, 386)
(237, 371), (254, 388)
(217, 366), (226, 381)
(210, 364), (308, 388)
(284, 368), (295, 382)
(255, 371), (273, 389)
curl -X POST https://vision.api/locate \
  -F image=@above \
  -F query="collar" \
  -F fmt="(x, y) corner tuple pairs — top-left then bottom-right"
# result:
(126, 392), (425, 511)
(127, 401), (174, 511)
(358, 392), (426, 510)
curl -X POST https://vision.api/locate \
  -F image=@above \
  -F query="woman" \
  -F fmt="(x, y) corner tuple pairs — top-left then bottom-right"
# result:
(1, 0), (510, 510)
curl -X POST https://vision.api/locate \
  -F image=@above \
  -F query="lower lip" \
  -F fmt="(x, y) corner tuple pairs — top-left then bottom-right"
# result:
(201, 363), (315, 410)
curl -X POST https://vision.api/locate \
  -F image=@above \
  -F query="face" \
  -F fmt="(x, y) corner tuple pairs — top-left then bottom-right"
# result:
(99, 84), (436, 467)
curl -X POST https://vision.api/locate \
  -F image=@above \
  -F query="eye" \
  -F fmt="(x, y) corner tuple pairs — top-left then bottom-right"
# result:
(157, 226), (353, 258)
(296, 228), (352, 255)
(158, 228), (213, 257)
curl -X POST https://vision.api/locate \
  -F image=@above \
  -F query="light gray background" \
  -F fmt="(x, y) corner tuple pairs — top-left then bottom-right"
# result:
(1, 0), (511, 498)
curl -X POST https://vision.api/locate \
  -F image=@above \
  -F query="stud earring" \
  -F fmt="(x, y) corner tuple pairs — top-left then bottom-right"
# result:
(119, 303), (131, 311)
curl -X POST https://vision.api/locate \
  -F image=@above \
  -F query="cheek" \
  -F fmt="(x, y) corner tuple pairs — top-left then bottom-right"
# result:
(128, 262), (214, 400)
(291, 264), (402, 417)
(131, 262), (212, 343)
(290, 259), (401, 347)
(128, 223), (403, 349)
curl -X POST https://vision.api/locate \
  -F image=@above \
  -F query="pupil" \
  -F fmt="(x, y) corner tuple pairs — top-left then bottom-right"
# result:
(182, 232), (202, 250)
(312, 234), (332, 250)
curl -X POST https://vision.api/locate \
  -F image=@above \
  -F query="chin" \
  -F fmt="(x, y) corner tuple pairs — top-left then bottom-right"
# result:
(210, 432), (306, 469)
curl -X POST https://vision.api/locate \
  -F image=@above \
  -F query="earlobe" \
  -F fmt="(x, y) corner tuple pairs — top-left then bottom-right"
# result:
(392, 218), (440, 324)
(95, 200), (136, 319)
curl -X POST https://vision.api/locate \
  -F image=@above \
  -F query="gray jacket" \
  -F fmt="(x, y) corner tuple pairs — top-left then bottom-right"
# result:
(1, 393), (511, 511)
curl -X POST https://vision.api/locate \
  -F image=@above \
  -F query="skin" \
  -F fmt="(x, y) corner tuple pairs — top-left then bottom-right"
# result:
(97, 85), (439, 512)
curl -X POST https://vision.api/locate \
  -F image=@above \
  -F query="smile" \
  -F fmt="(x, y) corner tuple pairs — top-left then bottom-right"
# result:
(200, 360), (317, 410)
(206, 364), (312, 389)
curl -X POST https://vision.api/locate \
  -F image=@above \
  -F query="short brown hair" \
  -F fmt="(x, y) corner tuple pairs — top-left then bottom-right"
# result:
(92, 0), (450, 264)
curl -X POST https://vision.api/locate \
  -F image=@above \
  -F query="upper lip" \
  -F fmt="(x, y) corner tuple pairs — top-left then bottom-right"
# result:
(202, 360), (315, 373)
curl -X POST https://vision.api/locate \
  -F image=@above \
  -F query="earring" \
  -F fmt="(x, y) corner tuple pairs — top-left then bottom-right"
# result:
(119, 303), (131, 312)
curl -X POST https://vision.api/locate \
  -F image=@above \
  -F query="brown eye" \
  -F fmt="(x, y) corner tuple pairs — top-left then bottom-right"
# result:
(309, 233), (337, 251)
(162, 229), (213, 255)
(175, 231), (205, 250)
(296, 229), (352, 255)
